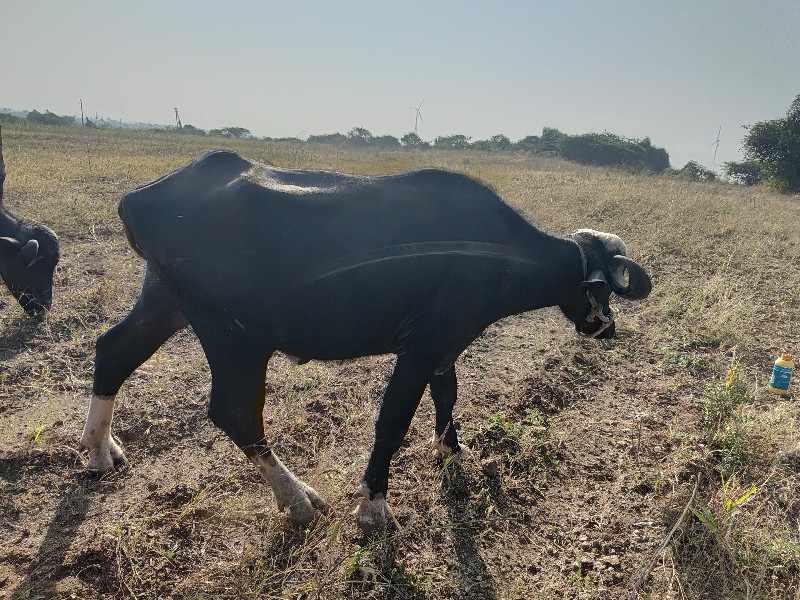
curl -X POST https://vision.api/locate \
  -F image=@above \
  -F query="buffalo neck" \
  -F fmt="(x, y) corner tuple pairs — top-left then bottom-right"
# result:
(0, 206), (19, 238)
(491, 233), (584, 320)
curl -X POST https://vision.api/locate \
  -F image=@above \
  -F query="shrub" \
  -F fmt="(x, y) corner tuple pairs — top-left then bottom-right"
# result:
(560, 133), (646, 169)
(26, 109), (76, 126)
(723, 161), (762, 186)
(679, 161), (717, 182)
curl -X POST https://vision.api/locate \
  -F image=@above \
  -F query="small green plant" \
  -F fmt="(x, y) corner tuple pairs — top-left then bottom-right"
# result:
(661, 350), (709, 373)
(692, 475), (757, 545)
(31, 418), (46, 445)
(569, 566), (593, 589)
(701, 350), (754, 475)
(486, 411), (523, 443)
(702, 352), (750, 433)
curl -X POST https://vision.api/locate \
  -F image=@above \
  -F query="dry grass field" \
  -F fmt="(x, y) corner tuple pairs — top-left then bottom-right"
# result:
(1, 125), (799, 599)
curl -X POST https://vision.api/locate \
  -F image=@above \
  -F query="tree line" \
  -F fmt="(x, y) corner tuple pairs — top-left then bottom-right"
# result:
(0, 109), (672, 173)
(4, 95), (799, 191)
(306, 127), (672, 173)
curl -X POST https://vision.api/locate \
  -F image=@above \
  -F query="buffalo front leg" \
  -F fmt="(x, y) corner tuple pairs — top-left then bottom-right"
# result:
(355, 353), (438, 535)
(204, 346), (328, 525)
(82, 266), (187, 472)
(430, 364), (464, 460)
(81, 394), (126, 472)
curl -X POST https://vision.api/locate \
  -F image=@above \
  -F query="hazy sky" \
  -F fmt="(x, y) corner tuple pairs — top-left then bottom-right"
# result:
(2, 1), (799, 170)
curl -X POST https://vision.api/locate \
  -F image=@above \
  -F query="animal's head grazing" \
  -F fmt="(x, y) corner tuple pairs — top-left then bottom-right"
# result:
(557, 229), (652, 340)
(0, 126), (60, 315)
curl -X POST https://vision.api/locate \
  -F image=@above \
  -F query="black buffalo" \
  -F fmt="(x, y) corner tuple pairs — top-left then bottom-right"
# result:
(81, 150), (651, 534)
(0, 128), (60, 315)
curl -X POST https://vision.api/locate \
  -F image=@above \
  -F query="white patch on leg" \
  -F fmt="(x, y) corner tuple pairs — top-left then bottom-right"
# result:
(251, 452), (328, 525)
(432, 437), (454, 460)
(352, 482), (400, 536)
(80, 394), (126, 472)
(432, 432), (471, 462)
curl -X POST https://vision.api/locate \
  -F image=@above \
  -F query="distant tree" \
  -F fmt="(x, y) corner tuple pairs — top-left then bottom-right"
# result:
(209, 126), (250, 138)
(557, 133), (669, 172)
(678, 161), (717, 182)
(560, 133), (646, 169)
(723, 160), (762, 186)
(26, 110), (76, 126)
(514, 135), (542, 153)
(372, 135), (401, 149)
(307, 133), (348, 146)
(401, 132), (421, 147)
(473, 134), (513, 152)
(490, 134), (512, 151)
(265, 136), (304, 143)
(179, 124), (206, 136)
(347, 127), (373, 147)
(433, 134), (471, 150)
(400, 132), (429, 149)
(539, 127), (566, 153)
(639, 137), (671, 172)
(0, 113), (24, 125)
(742, 94), (800, 193)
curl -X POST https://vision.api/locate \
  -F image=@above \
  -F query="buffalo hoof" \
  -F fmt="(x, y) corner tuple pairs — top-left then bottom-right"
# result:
(432, 439), (471, 463)
(82, 435), (127, 473)
(277, 482), (330, 526)
(251, 452), (329, 526)
(352, 485), (400, 537)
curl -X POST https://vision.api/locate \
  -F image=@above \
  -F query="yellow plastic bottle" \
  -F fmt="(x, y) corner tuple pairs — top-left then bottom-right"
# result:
(768, 353), (794, 395)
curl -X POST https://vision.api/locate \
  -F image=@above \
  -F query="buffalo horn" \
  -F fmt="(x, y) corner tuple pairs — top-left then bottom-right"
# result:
(609, 255), (652, 299)
(19, 239), (40, 268)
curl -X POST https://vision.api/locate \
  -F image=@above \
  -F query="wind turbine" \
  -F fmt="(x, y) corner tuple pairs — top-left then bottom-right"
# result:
(410, 97), (425, 134)
(710, 123), (721, 168)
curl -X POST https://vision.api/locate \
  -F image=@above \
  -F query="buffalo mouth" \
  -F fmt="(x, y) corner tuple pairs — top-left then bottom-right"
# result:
(17, 292), (50, 316)
(575, 319), (615, 340)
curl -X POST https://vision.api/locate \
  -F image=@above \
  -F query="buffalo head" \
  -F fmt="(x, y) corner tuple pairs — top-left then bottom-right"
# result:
(558, 229), (652, 340)
(0, 127), (60, 315)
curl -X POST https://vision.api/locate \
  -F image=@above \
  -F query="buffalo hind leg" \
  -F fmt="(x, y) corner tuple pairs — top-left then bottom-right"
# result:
(430, 364), (465, 460)
(82, 266), (187, 472)
(355, 352), (439, 535)
(204, 345), (328, 525)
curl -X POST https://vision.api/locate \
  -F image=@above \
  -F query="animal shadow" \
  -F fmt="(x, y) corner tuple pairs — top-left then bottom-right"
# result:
(0, 312), (46, 362)
(6, 470), (94, 598)
(440, 462), (499, 600)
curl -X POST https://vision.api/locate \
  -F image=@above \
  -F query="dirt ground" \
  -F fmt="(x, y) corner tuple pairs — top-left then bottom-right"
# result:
(0, 274), (689, 600)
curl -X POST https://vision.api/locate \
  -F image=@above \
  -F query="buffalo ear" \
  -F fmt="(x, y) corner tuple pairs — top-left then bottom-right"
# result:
(18, 239), (41, 268)
(0, 236), (20, 254)
(581, 269), (609, 290)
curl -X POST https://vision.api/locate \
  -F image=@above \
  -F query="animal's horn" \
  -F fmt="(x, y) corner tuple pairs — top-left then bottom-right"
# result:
(0, 125), (5, 203)
(609, 255), (652, 299)
(19, 239), (40, 268)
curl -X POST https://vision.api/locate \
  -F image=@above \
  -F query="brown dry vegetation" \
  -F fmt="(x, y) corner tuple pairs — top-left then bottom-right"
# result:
(1, 125), (799, 599)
